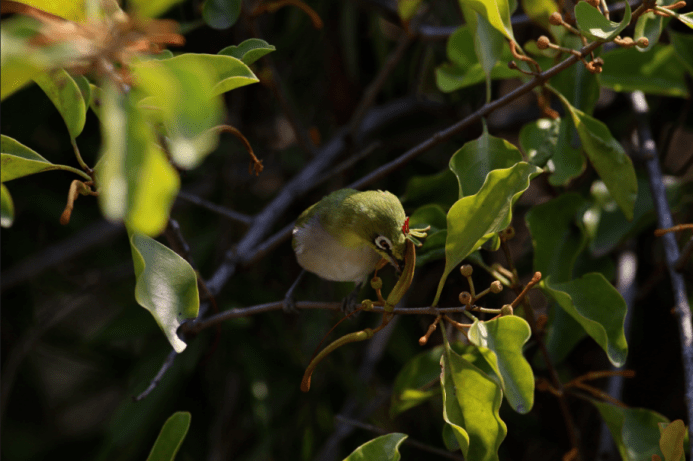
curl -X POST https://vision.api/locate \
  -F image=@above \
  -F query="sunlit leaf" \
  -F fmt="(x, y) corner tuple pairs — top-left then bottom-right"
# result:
(391, 346), (443, 417)
(96, 84), (179, 236)
(599, 45), (688, 98)
(433, 162), (542, 305)
(218, 38), (276, 65)
(1, 184), (15, 228)
(552, 89), (637, 220)
(145, 411), (191, 461)
(519, 118), (558, 167)
(458, 0), (514, 41)
(162, 53), (258, 96)
(593, 401), (669, 461)
(541, 273), (628, 366)
(12, 0), (87, 22)
(342, 433), (408, 461)
(1, 135), (79, 181)
(659, 420), (686, 461)
(449, 129), (523, 198)
(202, 0), (242, 30)
(441, 339), (506, 460)
(130, 0), (184, 18)
(575, 0), (631, 41)
(34, 69), (87, 139)
(128, 229), (199, 353)
(468, 316), (534, 413)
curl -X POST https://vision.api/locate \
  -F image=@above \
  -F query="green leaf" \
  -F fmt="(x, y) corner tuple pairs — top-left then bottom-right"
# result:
(550, 117), (586, 186)
(519, 118), (559, 167)
(34, 69), (87, 139)
(669, 30), (693, 77)
(433, 162), (542, 306)
(575, 0), (631, 41)
(401, 169), (459, 209)
(552, 89), (637, 220)
(671, 11), (693, 29)
(159, 53), (258, 96)
(1, 135), (84, 181)
(526, 193), (588, 283)
(458, 0), (515, 41)
(520, 0), (565, 41)
(202, 0), (242, 30)
(1, 184), (15, 228)
(342, 433), (408, 461)
(128, 229), (199, 353)
(543, 303), (587, 365)
(397, 0), (423, 21)
(659, 420), (686, 461)
(416, 230), (447, 266)
(96, 84), (180, 236)
(468, 316), (534, 413)
(541, 273), (628, 366)
(593, 401), (669, 461)
(449, 129), (523, 198)
(551, 35), (600, 114)
(130, 0), (184, 18)
(441, 338), (506, 460)
(634, 11), (664, 53)
(391, 346), (443, 417)
(146, 411), (191, 461)
(13, 0), (88, 22)
(218, 38), (276, 65)
(460, 5), (507, 97)
(599, 45), (689, 98)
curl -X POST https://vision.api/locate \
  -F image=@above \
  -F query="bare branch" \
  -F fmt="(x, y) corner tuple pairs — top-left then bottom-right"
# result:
(177, 191), (253, 225)
(133, 350), (177, 402)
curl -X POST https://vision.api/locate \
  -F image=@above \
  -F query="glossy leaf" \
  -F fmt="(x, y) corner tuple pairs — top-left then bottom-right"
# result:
(553, 90), (637, 221)
(659, 420), (686, 461)
(460, 4), (507, 97)
(1, 135), (76, 182)
(433, 162), (542, 305)
(342, 433), (408, 461)
(130, 0), (184, 18)
(634, 11), (664, 53)
(519, 118), (558, 167)
(468, 316), (534, 413)
(391, 346), (444, 417)
(128, 228), (199, 353)
(458, 0), (514, 41)
(96, 84), (180, 236)
(218, 38), (276, 65)
(669, 30), (693, 76)
(202, 0), (242, 30)
(146, 411), (191, 461)
(593, 401), (669, 461)
(449, 129), (523, 198)
(600, 45), (689, 98)
(1, 184), (14, 228)
(441, 339), (506, 460)
(575, 0), (631, 41)
(542, 273), (628, 366)
(34, 69), (87, 139)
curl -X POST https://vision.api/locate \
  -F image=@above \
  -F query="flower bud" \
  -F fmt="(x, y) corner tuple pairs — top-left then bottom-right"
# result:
(501, 304), (514, 316)
(636, 37), (650, 48)
(490, 281), (503, 293)
(549, 12), (563, 26)
(459, 291), (472, 305)
(537, 36), (551, 50)
(370, 277), (382, 290)
(460, 264), (473, 277)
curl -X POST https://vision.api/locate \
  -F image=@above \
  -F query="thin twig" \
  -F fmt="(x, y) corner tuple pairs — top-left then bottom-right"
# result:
(133, 350), (177, 402)
(177, 190), (253, 225)
(334, 415), (465, 460)
(631, 91), (693, 456)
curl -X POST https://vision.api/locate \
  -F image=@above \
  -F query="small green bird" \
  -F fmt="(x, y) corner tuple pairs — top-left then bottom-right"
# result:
(289, 189), (411, 312)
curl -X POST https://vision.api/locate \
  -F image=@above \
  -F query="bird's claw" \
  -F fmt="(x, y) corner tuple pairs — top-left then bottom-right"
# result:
(282, 294), (300, 314)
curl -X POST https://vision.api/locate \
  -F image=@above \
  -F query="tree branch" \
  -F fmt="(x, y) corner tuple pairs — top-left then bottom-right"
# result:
(631, 91), (693, 455)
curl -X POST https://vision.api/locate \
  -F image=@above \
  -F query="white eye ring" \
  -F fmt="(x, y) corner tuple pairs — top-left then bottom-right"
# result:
(375, 236), (392, 251)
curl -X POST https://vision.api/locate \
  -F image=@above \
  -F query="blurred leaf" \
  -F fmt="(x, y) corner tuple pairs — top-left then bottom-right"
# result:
(1, 135), (79, 181)
(441, 338), (506, 460)
(553, 89), (637, 220)
(634, 11), (664, 53)
(128, 228), (199, 353)
(164, 53), (258, 96)
(416, 230), (447, 266)
(390, 346), (443, 417)
(669, 30), (693, 76)
(449, 129), (523, 198)
(397, 0), (423, 21)
(218, 38), (276, 65)
(521, 0), (564, 41)
(73, 75), (92, 107)
(526, 193), (588, 283)
(401, 169), (458, 209)
(12, 0), (87, 22)
(342, 433), (408, 461)
(130, 0), (184, 18)
(1, 17), (53, 100)
(599, 45), (689, 98)
(541, 273), (628, 366)
(593, 401), (668, 461)
(202, 0), (242, 30)
(433, 162), (542, 306)
(659, 420), (686, 461)
(458, 0), (515, 41)
(519, 118), (559, 167)
(96, 84), (179, 236)
(146, 411), (191, 461)
(88, 84), (103, 119)
(409, 204), (447, 233)
(33, 69), (87, 139)
(468, 316), (534, 414)
(1, 184), (14, 228)
(672, 11), (693, 28)
(575, 1), (631, 41)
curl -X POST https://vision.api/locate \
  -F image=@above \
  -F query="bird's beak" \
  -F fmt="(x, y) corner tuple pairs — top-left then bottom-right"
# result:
(392, 257), (404, 275)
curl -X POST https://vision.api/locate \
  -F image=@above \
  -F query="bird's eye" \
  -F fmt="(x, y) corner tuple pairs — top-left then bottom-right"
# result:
(375, 236), (392, 251)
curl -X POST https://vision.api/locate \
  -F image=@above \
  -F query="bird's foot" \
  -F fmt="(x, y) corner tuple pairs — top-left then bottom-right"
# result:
(282, 294), (300, 314)
(341, 282), (362, 316)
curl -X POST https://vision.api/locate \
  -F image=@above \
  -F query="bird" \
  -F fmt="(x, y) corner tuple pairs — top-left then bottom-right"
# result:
(287, 189), (411, 313)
